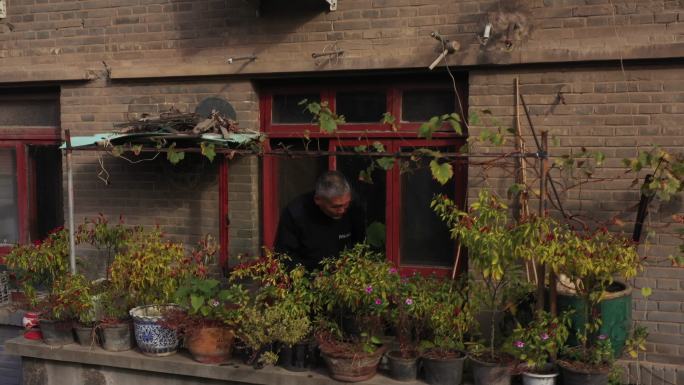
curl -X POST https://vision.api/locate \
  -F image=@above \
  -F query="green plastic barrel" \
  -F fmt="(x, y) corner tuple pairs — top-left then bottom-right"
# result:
(557, 282), (632, 357)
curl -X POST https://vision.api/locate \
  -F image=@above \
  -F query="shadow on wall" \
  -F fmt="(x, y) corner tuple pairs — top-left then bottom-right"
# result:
(167, 0), (329, 61)
(72, 152), (220, 277)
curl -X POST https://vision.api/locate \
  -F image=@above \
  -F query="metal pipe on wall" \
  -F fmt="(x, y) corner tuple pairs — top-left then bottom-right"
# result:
(65, 130), (76, 274)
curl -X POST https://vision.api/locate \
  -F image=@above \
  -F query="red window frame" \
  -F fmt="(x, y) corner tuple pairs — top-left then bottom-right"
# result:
(260, 79), (468, 276)
(0, 127), (61, 258)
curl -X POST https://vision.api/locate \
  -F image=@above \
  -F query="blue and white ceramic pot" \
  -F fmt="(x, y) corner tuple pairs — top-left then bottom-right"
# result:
(129, 304), (180, 357)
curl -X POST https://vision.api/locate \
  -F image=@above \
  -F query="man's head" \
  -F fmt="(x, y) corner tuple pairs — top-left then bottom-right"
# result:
(314, 171), (351, 220)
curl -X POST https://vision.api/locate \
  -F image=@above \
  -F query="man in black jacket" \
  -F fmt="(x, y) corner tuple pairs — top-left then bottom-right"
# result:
(274, 171), (366, 271)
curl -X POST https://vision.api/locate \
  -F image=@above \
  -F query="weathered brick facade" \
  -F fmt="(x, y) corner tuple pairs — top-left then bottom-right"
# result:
(1, 0), (682, 381)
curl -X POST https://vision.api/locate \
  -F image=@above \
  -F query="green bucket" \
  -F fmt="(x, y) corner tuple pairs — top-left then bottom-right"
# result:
(557, 281), (632, 357)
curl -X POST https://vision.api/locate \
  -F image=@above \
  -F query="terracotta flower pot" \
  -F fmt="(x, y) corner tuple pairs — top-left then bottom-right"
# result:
(557, 360), (609, 385)
(185, 326), (235, 364)
(320, 345), (387, 382)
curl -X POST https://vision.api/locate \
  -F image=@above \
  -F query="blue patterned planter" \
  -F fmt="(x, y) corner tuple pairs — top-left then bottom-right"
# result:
(129, 305), (180, 357)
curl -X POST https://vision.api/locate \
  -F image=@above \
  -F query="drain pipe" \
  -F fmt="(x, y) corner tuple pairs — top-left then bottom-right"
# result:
(65, 129), (76, 274)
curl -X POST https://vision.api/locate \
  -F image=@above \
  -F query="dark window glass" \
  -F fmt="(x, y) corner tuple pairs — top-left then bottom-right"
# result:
(336, 91), (386, 123)
(0, 100), (60, 127)
(274, 139), (328, 212)
(336, 147), (386, 247)
(272, 94), (319, 124)
(29, 146), (63, 240)
(400, 147), (456, 266)
(0, 148), (19, 244)
(402, 90), (457, 123)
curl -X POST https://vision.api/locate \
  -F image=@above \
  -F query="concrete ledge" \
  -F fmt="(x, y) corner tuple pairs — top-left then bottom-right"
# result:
(0, 306), (25, 327)
(5, 337), (420, 385)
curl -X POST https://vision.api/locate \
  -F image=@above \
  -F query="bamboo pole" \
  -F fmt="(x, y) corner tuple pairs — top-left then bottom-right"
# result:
(535, 131), (549, 311)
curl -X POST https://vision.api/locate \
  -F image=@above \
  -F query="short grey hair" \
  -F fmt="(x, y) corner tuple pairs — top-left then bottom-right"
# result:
(315, 171), (351, 199)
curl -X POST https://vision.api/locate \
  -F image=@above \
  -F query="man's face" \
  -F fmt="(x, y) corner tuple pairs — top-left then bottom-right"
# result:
(314, 193), (351, 220)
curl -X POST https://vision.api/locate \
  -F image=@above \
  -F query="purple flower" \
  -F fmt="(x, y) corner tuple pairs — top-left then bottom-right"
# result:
(514, 340), (525, 349)
(540, 333), (549, 341)
(405, 298), (414, 305)
(389, 267), (398, 274)
(598, 334), (608, 340)
(365, 286), (373, 294)
(375, 298), (382, 305)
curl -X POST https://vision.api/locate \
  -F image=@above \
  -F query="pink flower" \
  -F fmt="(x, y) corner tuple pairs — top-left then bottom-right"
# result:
(540, 333), (549, 341)
(514, 340), (525, 348)
(598, 334), (608, 340)
(389, 267), (398, 274)
(209, 299), (219, 307)
(405, 298), (413, 305)
(365, 286), (373, 294)
(375, 298), (382, 305)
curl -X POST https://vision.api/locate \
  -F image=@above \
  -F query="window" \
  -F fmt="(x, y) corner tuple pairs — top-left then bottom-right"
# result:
(0, 89), (63, 257)
(260, 76), (468, 276)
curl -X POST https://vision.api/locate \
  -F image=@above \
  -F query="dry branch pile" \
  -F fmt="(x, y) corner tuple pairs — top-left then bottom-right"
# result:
(114, 107), (241, 139)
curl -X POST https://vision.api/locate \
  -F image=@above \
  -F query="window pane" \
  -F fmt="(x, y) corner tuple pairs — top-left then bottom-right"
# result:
(336, 92), (386, 123)
(0, 149), (19, 244)
(274, 140), (328, 212)
(272, 94), (319, 124)
(336, 147), (386, 247)
(402, 90), (456, 122)
(0, 100), (60, 127)
(29, 146), (63, 240)
(400, 150), (456, 266)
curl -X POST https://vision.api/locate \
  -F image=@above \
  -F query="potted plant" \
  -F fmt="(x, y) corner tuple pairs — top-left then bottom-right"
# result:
(228, 251), (313, 369)
(508, 311), (572, 385)
(168, 276), (247, 364)
(551, 227), (640, 385)
(69, 275), (97, 347)
(110, 226), (198, 356)
(386, 273), (428, 382)
(37, 273), (94, 346)
(419, 275), (475, 385)
(312, 244), (399, 382)
(97, 287), (135, 352)
(433, 191), (531, 385)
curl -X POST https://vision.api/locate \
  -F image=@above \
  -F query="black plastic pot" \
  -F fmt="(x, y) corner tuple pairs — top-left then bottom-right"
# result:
(422, 352), (466, 385)
(39, 319), (74, 346)
(558, 361), (608, 385)
(74, 325), (95, 346)
(470, 355), (512, 385)
(279, 342), (318, 372)
(99, 322), (134, 352)
(387, 350), (419, 382)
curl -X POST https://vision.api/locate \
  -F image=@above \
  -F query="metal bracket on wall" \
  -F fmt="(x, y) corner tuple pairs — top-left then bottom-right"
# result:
(326, 0), (337, 11)
(0, 0), (7, 19)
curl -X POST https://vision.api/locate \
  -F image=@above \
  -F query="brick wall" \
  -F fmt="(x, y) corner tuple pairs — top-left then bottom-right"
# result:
(469, 63), (684, 369)
(1, 0), (683, 80)
(61, 77), (260, 276)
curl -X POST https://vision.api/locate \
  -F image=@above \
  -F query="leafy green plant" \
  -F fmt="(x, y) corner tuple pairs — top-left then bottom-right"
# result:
(173, 277), (248, 328)
(313, 244), (400, 354)
(77, 214), (131, 280)
(432, 190), (531, 361)
(109, 227), (199, 308)
(508, 310), (572, 372)
(418, 275), (475, 358)
(229, 250), (314, 365)
(5, 227), (70, 307)
(299, 99), (345, 133)
(561, 334), (613, 371)
(38, 273), (93, 322)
